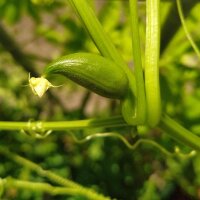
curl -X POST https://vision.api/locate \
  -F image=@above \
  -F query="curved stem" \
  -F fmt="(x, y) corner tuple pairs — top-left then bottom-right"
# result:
(71, 132), (196, 158)
(71, 132), (174, 157)
(68, 0), (138, 126)
(176, 0), (200, 60)
(68, 0), (136, 87)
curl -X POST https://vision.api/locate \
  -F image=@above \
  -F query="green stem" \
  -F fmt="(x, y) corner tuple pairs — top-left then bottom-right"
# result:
(68, 0), (137, 125)
(0, 147), (77, 188)
(68, 0), (135, 80)
(176, 0), (200, 60)
(159, 115), (200, 151)
(0, 148), (110, 200)
(3, 178), (83, 196)
(0, 115), (199, 152)
(145, 0), (161, 127)
(129, 0), (146, 124)
(0, 116), (127, 131)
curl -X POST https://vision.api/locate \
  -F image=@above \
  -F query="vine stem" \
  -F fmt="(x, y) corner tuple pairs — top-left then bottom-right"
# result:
(0, 115), (200, 151)
(0, 147), (110, 200)
(0, 116), (127, 131)
(2, 178), (89, 196)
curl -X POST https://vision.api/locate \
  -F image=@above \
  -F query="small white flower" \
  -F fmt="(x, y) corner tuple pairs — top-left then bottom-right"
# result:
(29, 76), (53, 98)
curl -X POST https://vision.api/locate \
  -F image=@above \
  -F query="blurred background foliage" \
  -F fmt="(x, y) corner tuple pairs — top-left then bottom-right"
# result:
(0, 0), (200, 199)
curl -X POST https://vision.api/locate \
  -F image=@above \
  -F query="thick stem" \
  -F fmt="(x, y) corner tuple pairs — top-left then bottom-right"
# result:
(145, 0), (161, 127)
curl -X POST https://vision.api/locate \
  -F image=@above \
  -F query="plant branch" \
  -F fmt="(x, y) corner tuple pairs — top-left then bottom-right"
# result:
(0, 116), (127, 131)
(0, 115), (200, 152)
(0, 148), (110, 200)
(2, 178), (84, 196)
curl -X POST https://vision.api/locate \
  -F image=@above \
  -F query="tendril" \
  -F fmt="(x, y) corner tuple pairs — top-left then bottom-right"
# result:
(69, 131), (196, 159)
(176, 0), (200, 60)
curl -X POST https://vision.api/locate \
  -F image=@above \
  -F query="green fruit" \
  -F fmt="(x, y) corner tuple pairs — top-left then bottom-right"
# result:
(44, 53), (128, 99)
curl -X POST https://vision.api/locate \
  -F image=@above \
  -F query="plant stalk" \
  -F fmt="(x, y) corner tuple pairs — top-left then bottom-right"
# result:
(0, 116), (127, 131)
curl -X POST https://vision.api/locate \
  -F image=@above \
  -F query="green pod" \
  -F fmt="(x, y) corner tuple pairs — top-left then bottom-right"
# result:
(44, 53), (128, 99)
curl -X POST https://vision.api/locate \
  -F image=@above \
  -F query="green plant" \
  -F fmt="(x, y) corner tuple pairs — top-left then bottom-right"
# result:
(0, 0), (200, 199)
(30, 0), (200, 150)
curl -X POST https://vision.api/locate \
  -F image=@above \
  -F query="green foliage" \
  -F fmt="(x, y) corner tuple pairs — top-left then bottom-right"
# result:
(0, 0), (200, 200)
